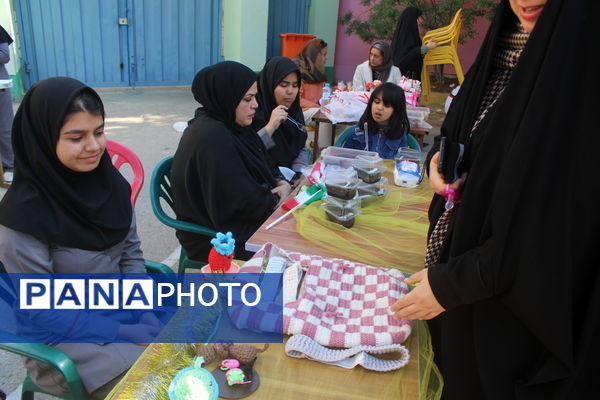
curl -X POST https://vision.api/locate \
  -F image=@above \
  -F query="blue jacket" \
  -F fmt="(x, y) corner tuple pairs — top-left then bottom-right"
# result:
(342, 125), (407, 159)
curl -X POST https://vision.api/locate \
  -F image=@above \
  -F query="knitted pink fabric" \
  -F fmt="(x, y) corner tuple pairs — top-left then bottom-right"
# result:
(231, 243), (412, 348)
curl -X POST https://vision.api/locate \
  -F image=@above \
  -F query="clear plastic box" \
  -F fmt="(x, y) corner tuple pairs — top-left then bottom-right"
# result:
(354, 165), (382, 183)
(357, 177), (389, 198)
(324, 166), (360, 199)
(321, 196), (361, 228)
(321, 147), (385, 171)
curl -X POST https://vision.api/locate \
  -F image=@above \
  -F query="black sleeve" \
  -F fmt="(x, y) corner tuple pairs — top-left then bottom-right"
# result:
(196, 135), (277, 243)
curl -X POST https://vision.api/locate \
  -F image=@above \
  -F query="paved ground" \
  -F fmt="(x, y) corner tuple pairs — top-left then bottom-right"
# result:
(0, 86), (448, 398)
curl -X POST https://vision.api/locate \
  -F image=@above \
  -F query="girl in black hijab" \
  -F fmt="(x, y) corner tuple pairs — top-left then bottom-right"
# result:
(252, 56), (309, 180)
(0, 77), (153, 399)
(390, 7), (437, 79)
(172, 61), (291, 261)
(392, 0), (599, 398)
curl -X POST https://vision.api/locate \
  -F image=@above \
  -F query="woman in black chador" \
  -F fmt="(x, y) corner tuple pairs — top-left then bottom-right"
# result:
(390, 7), (436, 79)
(391, 1), (600, 399)
(172, 61), (291, 261)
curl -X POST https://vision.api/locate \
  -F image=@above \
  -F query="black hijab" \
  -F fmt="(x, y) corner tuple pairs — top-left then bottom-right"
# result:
(425, 1), (600, 397)
(0, 77), (132, 251)
(369, 41), (394, 82)
(390, 7), (423, 79)
(190, 61), (278, 188)
(0, 25), (13, 45)
(172, 61), (281, 261)
(252, 56), (306, 168)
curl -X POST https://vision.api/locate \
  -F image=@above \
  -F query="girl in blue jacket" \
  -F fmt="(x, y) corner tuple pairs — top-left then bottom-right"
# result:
(343, 82), (410, 159)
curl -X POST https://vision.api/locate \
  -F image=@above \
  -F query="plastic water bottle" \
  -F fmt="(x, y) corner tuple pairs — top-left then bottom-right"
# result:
(320, 83), (331, 105)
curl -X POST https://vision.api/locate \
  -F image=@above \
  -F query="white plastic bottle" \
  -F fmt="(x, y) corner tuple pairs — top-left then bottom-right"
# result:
(320, 83), (331, 105)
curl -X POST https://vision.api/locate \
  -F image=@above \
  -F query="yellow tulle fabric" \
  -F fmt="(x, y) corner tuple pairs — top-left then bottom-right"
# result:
(295, 187), (432, 274)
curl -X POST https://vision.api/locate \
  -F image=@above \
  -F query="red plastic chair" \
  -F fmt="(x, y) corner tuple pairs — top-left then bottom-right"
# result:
(106, 139), (144, 206)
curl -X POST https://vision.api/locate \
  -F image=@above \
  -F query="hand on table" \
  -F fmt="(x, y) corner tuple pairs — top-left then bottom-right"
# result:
(265, 105), (289, 135)
(272, 180), (292, 208)
(428, 152), (467, 195)
(390, 269), (445, 320)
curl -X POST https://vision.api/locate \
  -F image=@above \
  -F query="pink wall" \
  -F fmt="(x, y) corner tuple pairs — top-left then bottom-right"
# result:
(333, 0), (491, 83)
(333, 1), (372, 83)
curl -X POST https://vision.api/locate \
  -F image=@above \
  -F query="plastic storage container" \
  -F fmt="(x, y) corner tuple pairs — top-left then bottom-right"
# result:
(324, 166), (360, 200)
(357, 177), (389, 198)
(279, 33), (316, 58)
(394, 147), (424, 187)
(354, 165), (382, 183)
(321, 195), (361, 228)
(321, 147), (385, 171)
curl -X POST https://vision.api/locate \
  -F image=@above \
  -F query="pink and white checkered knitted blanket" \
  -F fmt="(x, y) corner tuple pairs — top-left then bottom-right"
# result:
(231, 243), (412, 348)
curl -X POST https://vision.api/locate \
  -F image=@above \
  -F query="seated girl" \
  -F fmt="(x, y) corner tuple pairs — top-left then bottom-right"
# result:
(171, 61), (291, 261)
(252, 56), (310, 181)
(342, 82), (410, 159)
(352, 41), (402, 91)
(0, 77), (157, 399)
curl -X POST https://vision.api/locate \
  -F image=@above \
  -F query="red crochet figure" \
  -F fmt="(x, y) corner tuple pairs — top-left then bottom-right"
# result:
(207, 232), (235, 273)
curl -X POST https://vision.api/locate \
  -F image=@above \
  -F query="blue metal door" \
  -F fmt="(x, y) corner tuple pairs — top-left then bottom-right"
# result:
(266, 0), (311, 59)
(128, 0), (221, 86)
(15, 0), (221, 89)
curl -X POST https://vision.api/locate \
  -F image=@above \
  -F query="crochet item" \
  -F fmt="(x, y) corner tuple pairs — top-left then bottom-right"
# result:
(207, 232), (235, 272)
(285, 334), (410, 372)
(228, 344), (269, 365)
(196, 343), (232, 365)
(195, 343), (268, 365)
(168, 356), (219, 400)
(232, 243), (412, 348)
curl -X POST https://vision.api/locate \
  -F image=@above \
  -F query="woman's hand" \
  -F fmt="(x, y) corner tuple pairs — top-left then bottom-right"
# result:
(429, 151), (467, 196)
(271, 180), (292, 207)
(426, 41), (437, 50)
(389, 269), (445, 320)
(265, 105), (289, 136)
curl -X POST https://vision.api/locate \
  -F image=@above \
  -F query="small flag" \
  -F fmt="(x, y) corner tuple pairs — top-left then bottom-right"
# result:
(281, 184), (325, 210)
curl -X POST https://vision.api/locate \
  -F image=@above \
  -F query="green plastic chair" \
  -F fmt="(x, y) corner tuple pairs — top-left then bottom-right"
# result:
(334, 126), (422, 151)
(0, 260), (172, 400)
(150, 156), (217, 273)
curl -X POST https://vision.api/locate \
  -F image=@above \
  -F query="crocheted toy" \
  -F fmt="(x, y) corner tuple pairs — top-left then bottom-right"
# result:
(168, 356), (218, 400)
(202, 232), (239, 273)
(195, 343), (269, 365)
(225, 367), (251, 386)
(196, 343), (232, 364)
(228, 344), (269, 365)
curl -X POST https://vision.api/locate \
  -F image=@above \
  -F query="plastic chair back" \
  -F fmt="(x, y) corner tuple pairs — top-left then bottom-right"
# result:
(0, 259), (171, 400)
(106, 140), (144, 206)
(150, 157), (216, 273)
(420, 9), (464, 104)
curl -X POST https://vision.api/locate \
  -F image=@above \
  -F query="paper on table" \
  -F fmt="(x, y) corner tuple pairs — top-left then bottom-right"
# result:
(278, 166), (295, 181)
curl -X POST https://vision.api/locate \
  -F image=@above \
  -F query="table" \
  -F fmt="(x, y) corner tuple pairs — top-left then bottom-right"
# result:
(310, 111), (430, 162)
(247, 161), (433, 273)
(107, 165), (440, 399)
(107, 316), (434, 399)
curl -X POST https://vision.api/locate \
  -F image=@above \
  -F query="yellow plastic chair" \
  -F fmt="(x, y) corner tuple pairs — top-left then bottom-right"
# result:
(420, 9), (464, 104)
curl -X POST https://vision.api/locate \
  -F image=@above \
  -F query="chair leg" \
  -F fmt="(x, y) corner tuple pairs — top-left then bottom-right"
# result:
(420, 65), (431, 105)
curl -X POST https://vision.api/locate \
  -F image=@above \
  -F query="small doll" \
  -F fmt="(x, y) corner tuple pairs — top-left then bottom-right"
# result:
(205, 232), (237, 273)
